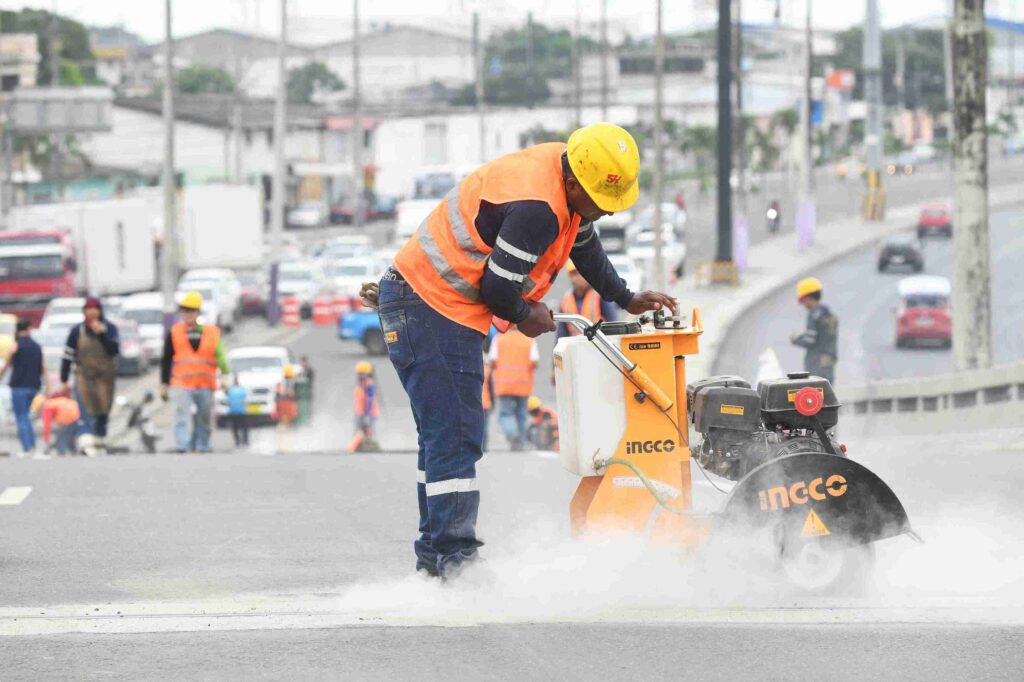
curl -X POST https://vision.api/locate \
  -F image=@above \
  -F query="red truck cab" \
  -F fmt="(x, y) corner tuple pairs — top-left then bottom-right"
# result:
(0, 231), (78, 326)
(895, 275), (952, 349)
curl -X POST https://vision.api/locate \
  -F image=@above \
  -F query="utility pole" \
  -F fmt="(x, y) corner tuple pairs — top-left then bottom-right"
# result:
(734, 0), (747, 222)
(863, 0), (884, 219)
(268, 0), (287, 325)
(160, 0), (179, 316)
(943, 0), (955, 159)
(798, 0), (813, 198)
(527, 12), (535, 109)
(716, 0), (733, 263)
(600, 0), (609, 120)
(49, 9), (65, 201)
(652, 0), (666, 291)
(473, 12), (486, 161)
(951, 0), (992, 370)
(573, 0), (583, 127)
(352, 0), (363, 228)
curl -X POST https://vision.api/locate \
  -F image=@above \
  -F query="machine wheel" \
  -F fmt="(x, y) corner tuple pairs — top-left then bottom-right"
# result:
(779, 540), (876, 595)
(363, 329), (387, 355)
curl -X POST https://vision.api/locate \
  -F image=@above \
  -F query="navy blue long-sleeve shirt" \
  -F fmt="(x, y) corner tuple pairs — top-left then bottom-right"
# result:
(477, 200), (633, 323)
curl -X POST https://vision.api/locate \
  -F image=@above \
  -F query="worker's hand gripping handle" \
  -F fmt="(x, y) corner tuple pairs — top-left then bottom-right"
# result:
(553, 313), (675, 412)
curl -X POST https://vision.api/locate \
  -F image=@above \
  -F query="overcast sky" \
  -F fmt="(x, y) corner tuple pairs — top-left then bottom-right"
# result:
(1, 0), (1016, 44)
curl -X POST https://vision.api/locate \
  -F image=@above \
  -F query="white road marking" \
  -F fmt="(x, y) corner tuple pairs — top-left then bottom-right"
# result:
(0, 486), (32, 506)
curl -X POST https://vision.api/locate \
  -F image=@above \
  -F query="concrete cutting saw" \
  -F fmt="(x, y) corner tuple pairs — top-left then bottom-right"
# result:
(552, 310), (917, 593)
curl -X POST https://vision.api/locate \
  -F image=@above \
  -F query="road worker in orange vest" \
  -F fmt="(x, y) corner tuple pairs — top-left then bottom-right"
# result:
(557, 259), (617, 338)
(360, 123), (677, 580)
(480, 349), (494, 452)
(348, 360), (381, 453)
(488, 327), (539, 451)
(526, 395), (559, 451)
(160, 290), (230, 453)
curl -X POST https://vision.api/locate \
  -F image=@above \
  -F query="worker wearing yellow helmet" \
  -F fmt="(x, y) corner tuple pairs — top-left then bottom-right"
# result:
(363, 123), (679, 580)
(160, 289), (230, 452)
(791, 277), (839, 384)
(349, 359), (380, 454)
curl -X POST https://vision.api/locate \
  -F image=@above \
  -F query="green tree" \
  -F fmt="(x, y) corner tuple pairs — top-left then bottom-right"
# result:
(679, 125), (717, 193)
(176, 65), (235, 94)
(287, 61), (345, 104)
(0, 8), (96, 84)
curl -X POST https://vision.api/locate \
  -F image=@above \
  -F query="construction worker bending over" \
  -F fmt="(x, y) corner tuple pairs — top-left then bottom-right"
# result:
(362, 123), (677, 580)
(277, 364), (299, 426)
(557, 259), (617, 338)
(791, 277), (839, 384)
(160, 291), (230, 453)
(349, 361), (381, 452)
(526, 396), (559, 451)
(35, 390), (81, 455)
(488, 327), (538, 451)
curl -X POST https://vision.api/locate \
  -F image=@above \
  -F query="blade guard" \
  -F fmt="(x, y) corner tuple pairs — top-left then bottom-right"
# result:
(719, 452), (914, 547)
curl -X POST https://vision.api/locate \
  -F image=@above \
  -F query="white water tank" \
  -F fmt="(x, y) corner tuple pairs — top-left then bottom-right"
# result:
(553, 334), (629, 476)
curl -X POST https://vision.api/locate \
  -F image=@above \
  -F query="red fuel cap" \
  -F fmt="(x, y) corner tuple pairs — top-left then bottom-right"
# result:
(794, 386), (824, 416)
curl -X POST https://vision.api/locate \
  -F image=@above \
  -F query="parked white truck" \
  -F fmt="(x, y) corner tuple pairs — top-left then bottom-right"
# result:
(179, 184), (263, 269)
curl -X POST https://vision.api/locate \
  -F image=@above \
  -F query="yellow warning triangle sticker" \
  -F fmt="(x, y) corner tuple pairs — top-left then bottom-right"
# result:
(801, 509), (831, 537)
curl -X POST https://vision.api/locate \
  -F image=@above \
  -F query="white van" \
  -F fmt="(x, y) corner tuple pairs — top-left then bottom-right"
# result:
(121, 292), (167, 363)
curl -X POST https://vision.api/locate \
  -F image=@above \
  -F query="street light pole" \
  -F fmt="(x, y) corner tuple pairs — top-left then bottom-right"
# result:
(600, 0), (609, 120)
(863, 0), (884, 219)
(573, 0), (583, 127)
(716, 0), (734, 263)
(473, 11), (486, 162)
(268, 0), (287, 325)
(951, 0), (992, 370)
(652, 0), (665, 291)
(352, 0), (363, 229)
(160, 0), (179, 317)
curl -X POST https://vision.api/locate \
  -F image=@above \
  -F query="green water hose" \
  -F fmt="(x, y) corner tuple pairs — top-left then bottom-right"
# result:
(597, 455), (710, 518)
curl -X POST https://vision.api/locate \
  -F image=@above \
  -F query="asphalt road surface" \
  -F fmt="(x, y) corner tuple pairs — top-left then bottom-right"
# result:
(1, 426), (1022, 678)
(714, 207), (1024, 384)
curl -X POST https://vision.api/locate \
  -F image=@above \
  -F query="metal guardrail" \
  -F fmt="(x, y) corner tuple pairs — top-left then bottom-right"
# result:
(840, 361), (1024, 419)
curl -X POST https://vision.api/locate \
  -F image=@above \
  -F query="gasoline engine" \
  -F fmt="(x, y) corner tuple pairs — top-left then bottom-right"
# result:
(688, 372), (842, 482)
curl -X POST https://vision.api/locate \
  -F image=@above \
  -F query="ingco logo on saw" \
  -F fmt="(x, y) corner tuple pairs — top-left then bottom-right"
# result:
(625, 439), (676, 455)
(758, 475), (848, 511)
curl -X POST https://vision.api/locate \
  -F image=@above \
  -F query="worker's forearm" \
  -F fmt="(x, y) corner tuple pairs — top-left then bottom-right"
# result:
(480, 270), (530, 322)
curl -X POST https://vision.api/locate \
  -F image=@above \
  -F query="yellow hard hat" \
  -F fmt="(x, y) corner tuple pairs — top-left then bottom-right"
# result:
(31, 394), (45, 414)
(796, 277), (823, 300)
(355, 361), (373, 375)
(283, 364), (297, 379)
(566, 259), (578, 273)
(527, 396), (542, 411)
(179, 290), (204, 310)
(567, 123), (641, 213)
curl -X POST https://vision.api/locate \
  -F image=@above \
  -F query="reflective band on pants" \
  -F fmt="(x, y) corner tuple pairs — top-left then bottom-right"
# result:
(425, 477), (478, 497)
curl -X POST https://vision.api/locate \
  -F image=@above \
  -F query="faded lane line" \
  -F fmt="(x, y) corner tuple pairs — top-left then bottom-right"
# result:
(0, 486), (32, 506)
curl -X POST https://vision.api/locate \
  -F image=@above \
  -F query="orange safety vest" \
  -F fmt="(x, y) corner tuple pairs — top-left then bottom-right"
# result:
(354, 380), (380, 418)
(560, 288), (602, 335)
(394, 143), (582, 334)
(492, 330), (535, 397)
(481, 364), (493, 411)
(170, 322), (221, 390)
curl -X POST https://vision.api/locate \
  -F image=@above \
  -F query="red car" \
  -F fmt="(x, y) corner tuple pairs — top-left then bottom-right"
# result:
(895, 276), (952, 349)
(917, 204), (952, 238)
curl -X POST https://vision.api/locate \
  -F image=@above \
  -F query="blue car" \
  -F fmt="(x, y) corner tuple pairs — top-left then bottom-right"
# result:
(338, 309), (387, 355)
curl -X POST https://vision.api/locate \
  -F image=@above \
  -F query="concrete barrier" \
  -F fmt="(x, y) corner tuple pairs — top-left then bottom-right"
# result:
(838, 361), (1024, 437)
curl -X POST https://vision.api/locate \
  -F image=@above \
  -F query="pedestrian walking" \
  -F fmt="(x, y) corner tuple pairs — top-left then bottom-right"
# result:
(489, 327), (539, 451)
(60, 297), (119, 449)
(0, 319), (49, 456)
(226, 375), (249, 448)
(160, 291), (229, 453)
(790, 277), (839, 384)
(361, 123), (676, 579)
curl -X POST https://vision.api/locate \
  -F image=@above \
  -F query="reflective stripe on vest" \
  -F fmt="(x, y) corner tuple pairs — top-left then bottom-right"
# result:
(395, 143), (582, 334)
(170, 323), (221, 390)
(560, 289), (602, 335)
(492, 330), (535, 397)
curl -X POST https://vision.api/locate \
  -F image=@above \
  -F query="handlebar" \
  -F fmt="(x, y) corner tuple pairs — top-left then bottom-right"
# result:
(552, 313), (636, 372)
